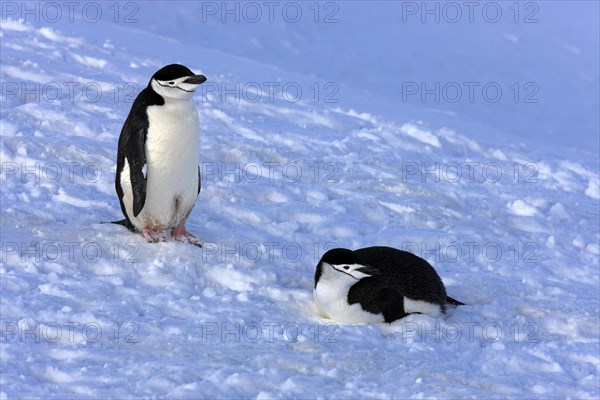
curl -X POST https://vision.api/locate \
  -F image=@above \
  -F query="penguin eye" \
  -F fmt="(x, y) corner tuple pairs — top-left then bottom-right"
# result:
(168, 81), (175, 86)
(343, 265), (350, 270)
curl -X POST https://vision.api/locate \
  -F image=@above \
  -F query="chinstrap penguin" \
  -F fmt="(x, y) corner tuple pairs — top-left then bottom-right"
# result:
(114, 64), (207, 245)
(314, 247), (464, 323)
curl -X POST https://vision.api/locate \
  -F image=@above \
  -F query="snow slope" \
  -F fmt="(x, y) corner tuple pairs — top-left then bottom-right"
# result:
(1, 2), (599, 398)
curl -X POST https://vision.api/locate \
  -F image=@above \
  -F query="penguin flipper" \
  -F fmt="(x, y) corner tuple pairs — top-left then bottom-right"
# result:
(375, 289), (409, 323)
(127, 132), (148, 217)
(116, 113), (148, 219)
(348, 277), (386, 315)
(131, 177), (146, 216)
(349, 279), (408, 322)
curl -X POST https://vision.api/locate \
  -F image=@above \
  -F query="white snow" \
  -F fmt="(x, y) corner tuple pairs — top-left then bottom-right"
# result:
(400, 123), (442, 148)
(507, 199), (539, 217)
(1, 2), (599, 399)
(71, 54), (107, 69)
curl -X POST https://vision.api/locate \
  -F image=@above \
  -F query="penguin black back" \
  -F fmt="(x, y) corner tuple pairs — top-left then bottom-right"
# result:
(354, 246), (448, 307)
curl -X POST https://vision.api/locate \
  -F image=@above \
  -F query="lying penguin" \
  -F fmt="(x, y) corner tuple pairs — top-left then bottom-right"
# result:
(314, 247), (464, 323)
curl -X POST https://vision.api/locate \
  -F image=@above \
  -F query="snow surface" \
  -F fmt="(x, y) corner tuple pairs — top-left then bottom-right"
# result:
(1, 1), (599, 398)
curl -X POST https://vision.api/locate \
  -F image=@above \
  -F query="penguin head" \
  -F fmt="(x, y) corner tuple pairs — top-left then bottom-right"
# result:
(315, 248), (379, 287)
(150, 64), (207, 100)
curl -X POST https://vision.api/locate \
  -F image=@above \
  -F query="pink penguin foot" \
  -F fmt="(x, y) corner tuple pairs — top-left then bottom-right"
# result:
(142, 228), (167, 243)
(172, 225), (202, 247)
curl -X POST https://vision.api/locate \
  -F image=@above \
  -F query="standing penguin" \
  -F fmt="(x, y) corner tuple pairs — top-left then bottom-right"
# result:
(115, 64), (206, 245)
(314, 247), (464, 323)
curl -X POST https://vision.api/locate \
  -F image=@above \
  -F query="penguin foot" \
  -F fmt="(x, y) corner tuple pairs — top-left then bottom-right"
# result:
(142, 228), (167, 243)
(172, 225), (202, 247)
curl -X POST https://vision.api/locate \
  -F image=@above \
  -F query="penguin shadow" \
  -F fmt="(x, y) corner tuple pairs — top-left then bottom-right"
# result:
(103, 218), (203, 248)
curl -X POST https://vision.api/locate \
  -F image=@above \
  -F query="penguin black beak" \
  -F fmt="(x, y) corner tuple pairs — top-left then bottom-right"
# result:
(184, 75), (207, 85)
(356, 265), (379, 276)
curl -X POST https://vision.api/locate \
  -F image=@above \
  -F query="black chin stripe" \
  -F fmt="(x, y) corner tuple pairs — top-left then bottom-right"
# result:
(333, 267), (360, 280)
(156, 80), (196, 93)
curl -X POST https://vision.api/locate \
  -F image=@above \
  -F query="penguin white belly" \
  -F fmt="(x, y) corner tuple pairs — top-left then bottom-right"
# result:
(314, 279), (385, 324)
(403, 298), (442, 318)
(122, 99), (200, 231)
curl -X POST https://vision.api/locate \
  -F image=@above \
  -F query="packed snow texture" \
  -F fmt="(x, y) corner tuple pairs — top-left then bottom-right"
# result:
(1, 1), (599, 398)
